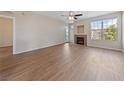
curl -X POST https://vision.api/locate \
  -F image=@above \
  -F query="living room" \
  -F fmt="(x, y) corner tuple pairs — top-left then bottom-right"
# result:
(0, 11), (124, 81)
(1, 0), (124, 92)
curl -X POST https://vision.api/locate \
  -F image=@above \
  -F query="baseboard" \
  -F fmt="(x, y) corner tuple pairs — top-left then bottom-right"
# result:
(0, 46), (12, 48)
(88, 44), (122, 51)
(13, 42), (65, 54)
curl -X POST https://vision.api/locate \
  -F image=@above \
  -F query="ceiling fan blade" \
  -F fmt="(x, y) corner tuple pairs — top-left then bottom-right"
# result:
(75, 14), (83, 16)
(74, 16), (77, 20)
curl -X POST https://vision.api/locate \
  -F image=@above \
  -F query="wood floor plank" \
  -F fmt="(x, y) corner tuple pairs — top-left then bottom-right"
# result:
(0, 43), (124, 81)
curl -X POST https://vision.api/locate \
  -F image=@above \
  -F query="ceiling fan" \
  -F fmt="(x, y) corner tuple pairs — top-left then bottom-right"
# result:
(61, 11), (83, 20)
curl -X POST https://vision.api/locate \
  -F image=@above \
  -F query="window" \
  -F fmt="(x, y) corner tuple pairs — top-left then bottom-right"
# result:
(91, 18), (117, 40)
(65, 26), (69, 42)
(91, 20), (102, 40)
(103, 18), (117, 40)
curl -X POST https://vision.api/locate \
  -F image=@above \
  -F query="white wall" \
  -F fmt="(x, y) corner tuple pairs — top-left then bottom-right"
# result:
(13, 13), (66, 54)
(122, 12), (124, 52)
(0, 17), (13, 47)
(0, 12), (66, 54)
(75, 12), (122, 51)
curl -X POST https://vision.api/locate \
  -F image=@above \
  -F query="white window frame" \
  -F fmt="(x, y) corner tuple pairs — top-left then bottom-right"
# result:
(90, 17), (118, 41)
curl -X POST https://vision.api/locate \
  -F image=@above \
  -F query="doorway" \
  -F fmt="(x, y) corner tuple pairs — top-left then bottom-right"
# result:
(65, 23), (75, 43)
(65, 24), (70, 43)
(0, 16), (14, 57)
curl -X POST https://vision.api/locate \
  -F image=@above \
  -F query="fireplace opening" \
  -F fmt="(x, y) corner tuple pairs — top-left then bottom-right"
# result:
(77, 37), (84, 45)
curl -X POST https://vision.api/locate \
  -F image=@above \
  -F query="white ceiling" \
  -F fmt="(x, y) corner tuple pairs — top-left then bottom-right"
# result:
(2, 11), (118, 22)
(33, 11), (118, 21)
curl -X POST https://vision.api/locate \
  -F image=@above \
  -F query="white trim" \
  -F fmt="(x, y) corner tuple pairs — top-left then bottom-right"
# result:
(0, 15), (15, 54)
(88, 44), (122, 51)
(13, 17), (16, 54)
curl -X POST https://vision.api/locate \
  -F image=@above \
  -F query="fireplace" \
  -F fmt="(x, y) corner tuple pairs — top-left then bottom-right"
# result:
(77, 37), (84, 45)
(74, 35), (87, 46)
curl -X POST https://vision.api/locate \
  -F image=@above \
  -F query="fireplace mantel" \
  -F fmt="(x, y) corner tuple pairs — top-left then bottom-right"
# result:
(74, 34), (87, 46)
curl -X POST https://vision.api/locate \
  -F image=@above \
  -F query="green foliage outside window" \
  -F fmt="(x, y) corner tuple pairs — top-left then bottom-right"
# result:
(103, 24), (117, 40)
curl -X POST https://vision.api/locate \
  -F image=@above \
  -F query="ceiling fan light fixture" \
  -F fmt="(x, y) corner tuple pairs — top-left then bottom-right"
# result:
(68, 16), (74, 20)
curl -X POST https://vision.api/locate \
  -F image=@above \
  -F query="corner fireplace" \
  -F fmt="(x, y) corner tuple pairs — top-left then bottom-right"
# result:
(74, 35), (87, 46)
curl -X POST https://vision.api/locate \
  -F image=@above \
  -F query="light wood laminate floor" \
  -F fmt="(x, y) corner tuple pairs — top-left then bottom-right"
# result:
(0, 43), (124, 81)
(0, 46), (12, 58)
